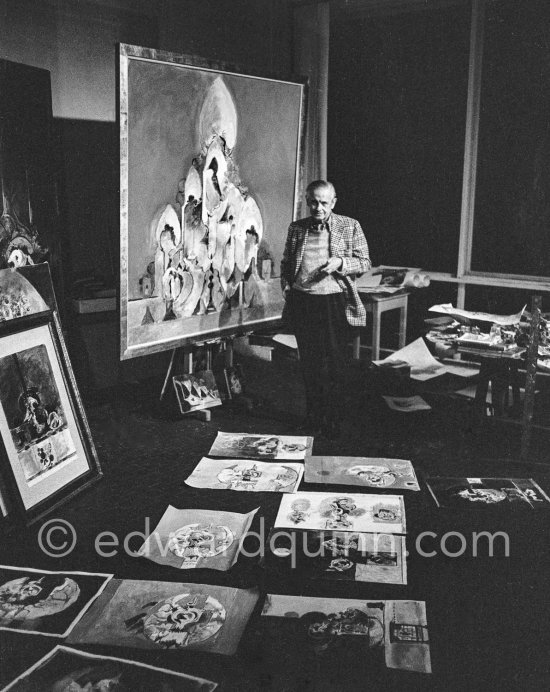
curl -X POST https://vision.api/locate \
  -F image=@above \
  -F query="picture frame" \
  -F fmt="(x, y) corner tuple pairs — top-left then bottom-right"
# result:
(0, 310), (102, 525)
(119, 43), (308, 359)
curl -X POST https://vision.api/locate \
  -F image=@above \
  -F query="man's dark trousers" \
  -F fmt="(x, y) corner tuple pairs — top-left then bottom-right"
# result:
(287, 289), (350, 427)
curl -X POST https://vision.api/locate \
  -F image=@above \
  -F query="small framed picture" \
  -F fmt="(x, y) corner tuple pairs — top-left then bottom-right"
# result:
(0, 311), (102, 525)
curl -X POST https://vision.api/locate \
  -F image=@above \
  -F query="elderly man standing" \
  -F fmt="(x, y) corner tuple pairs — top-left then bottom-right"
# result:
(281, 180), (371, 439)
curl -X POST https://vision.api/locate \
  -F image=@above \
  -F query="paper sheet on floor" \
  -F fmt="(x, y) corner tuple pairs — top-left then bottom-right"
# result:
(304, 456), (420, 490)
(382, 395), (431, 412)
(373, 338), (446, 380)
(261, 595), (431, 674)
(138, 505), (259, 570)
(274, 491), (406, 534)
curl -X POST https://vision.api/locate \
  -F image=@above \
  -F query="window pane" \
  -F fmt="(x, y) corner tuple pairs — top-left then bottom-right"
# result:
(329, 3), (470, 271)
(472, 0), (550, 277)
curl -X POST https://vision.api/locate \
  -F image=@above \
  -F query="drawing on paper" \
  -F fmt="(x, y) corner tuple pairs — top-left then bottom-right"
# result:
(185, 457), (304, 493)
(275, 492), (406, 534)
(208, 431), (310, 460)
(1, 645), (218, 691)
(0, 566), (112, 637)
(426, 477), (550, 509)
(67, 579), (259, 655)
(304, 457), (420, 491)
(138, 505), (257, 571)
(261, 595), (430, 674)
(267, 530), (407, 585)
(173, 371), (222, 413)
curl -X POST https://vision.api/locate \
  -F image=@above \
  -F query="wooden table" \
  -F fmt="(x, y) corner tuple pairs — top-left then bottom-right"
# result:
(353, 291), (409, 360)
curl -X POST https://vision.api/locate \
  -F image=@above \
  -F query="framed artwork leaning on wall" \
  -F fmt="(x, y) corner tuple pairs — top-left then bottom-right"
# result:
(0, 311), (102, 525)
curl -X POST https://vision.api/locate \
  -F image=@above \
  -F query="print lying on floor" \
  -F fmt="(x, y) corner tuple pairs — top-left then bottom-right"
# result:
(274, 492), (406, 534)
(138, 505), (258, 570)
(185, 457), (304, 492)
(1, 644), (217, 692)
(208, 431), (312, 460)
(305, 457), (420, 490)
(261, 595), (430, 674)
(0, 566), (112, 637)
(67, 579), (258, 655)
(267, 530), (407, 584)
(172, 371), (222, 413)
(426, 477), (550, 509)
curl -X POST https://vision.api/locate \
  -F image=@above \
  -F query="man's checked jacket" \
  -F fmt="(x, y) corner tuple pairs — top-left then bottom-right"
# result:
(280, 213), (372, 327)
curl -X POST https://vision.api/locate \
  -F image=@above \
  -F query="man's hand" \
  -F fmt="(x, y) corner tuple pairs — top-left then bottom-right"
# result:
(282, 284), (291, 299)
(320, 257), (343, 275)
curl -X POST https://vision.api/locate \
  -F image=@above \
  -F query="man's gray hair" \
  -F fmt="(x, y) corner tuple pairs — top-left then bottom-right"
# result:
(306, 180), (337, 198)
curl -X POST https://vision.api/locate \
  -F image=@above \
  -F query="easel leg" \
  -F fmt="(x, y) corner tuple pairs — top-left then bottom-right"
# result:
(160, 348), (178, 401)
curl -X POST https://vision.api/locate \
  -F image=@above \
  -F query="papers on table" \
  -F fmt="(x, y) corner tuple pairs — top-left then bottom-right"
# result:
(429, 303), (526, 326)
(356, 266), (430, 293)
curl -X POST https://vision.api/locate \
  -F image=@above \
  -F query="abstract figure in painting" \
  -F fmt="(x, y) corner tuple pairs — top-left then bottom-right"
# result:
(0, 575), (80, 623)
(145, 77), (266, 324)
(125, 593), (226, 649)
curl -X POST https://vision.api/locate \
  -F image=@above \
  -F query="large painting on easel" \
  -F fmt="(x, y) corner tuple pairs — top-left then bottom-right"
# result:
(119, 44), (307, 359)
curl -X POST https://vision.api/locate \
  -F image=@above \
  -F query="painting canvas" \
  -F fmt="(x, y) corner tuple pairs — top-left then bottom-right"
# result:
(261, 595), (431, 674)
(0, 314), (101, 522)
(67, 579), (258, 655)
(274, 492), (406, 534)
(2, 645), (218, 691)
(0, 265), (54, 322)
(208, 431), (312, 460)
(426, 477), (550, 509)
(173, 370), (222, 414)
(305, 457), (420, 490)
(119, 44), (307, 359)
(185, 457), (304, 493)
(267, 530), (407, 585)
(0, 566), (112, 637)
(138, 505), (258, 570)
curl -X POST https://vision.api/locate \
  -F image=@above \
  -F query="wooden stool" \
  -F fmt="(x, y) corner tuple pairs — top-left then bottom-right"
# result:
(353, 291), (409, 360)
